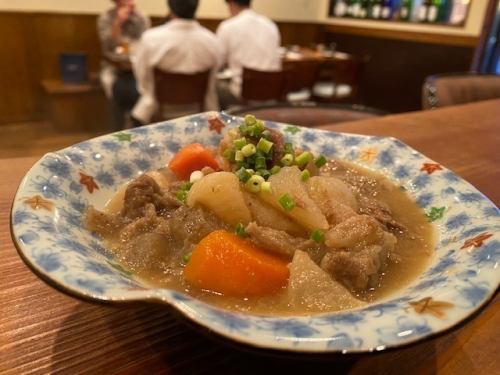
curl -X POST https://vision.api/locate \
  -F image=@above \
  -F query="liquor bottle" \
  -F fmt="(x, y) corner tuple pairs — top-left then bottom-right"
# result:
(334, 0), (349, 16)
(349, 0), (362, 17)
(418, 0), (431, 22)
(371, 0), (383, 19)
(426, 0), (441, 23)
(399, 0), (412, 21)
(437, 0), (452, 23)
(381, 0), (394, 19)
(359, 0), (370, 18)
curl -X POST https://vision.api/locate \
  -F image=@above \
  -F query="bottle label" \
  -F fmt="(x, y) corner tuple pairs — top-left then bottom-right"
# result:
(335, 1), (347, 16)
(372, 5), (381, 18)
(418, 5), (428, 21)
(427, 5), (438, 22)
(352, 4), (361, 17)
(400, 7), (408, 18)
(382, 6), (391, 18)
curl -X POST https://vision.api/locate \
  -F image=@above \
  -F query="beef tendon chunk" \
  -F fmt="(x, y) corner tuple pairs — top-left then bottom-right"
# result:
(84, 206), (129, 236)
(322, 215), (397, 290)
(119, 203), (171, 242)
(357, 196), (406, 233)
(169, 205), (230, 245)
(245, 222), (322, 260)
(288, 251), (365, 312)
(121, 174), (180, 220)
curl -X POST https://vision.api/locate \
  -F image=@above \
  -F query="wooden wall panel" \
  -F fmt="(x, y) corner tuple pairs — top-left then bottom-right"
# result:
(325, 31), (475, 112)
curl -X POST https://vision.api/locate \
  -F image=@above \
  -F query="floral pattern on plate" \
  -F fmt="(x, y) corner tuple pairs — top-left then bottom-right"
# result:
(11, 112), (500, 353)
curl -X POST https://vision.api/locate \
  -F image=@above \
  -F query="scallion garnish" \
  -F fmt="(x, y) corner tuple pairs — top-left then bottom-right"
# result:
(281, 153), (294, 166)
(261, 181), (272, 193)
(284, 142), (294, 155)
(310, 229), (324, 244)
(255, 155), (267, 170)
(223, 148), (234, 160)
(256, 169), (271, 180)
(278, 193), (295, 212)
(256, 137), (274, 154)
(176, 182), (193, 204)
(182, 252), (192, 263)
(233, 137), (247, 150)
(235, 150), (244, 162)
(314, 155), (327, 168)
(241, 143), (256, 157)
(300, 169), (310, 181)
(236, 167), (252, 183)
(245, 114), (257, 125)
(270, 165), (281, 175)
(245, 175), (265, 193)
(235, 223), (247, 238)
(295, 151), (312, 168)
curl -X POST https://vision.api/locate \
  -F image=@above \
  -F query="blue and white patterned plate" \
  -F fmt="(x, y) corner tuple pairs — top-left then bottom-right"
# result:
(11, 112), (499, 354)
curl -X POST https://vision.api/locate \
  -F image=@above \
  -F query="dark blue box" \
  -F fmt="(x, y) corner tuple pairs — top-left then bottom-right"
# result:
(59, 53), (88, 84)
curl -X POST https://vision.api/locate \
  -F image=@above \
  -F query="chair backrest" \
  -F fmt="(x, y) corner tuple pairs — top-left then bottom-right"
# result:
(317, 53), (370, 98)
(241, 67), (287, 103)
(422, 73), (500, 109)
(153, 68), (210, 111)
(283, 60), (321, 93)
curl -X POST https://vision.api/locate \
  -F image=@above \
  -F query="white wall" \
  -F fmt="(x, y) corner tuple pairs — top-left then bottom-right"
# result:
(0, 0), (489, 36)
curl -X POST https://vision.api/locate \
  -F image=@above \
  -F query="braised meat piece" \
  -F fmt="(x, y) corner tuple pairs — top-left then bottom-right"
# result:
(121, 174), (180, 220)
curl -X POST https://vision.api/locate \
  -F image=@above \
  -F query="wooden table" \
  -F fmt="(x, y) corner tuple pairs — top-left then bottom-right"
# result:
(1, 100), (499, 374)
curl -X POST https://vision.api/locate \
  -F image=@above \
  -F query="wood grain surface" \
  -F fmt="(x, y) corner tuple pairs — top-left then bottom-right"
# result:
(1, 101), (499, 374)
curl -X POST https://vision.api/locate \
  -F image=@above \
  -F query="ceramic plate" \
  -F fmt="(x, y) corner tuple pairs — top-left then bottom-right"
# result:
(11, 112), (500, 354)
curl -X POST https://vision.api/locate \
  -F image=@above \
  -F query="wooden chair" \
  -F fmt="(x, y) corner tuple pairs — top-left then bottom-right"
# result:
(241, 67), (287, 104)
(283, 60), (321, 102)
(153, 68), (210, 119)
(312, 53), (370, 103)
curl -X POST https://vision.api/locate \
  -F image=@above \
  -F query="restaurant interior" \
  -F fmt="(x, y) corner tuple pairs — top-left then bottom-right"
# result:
(1, 0), (499, 373)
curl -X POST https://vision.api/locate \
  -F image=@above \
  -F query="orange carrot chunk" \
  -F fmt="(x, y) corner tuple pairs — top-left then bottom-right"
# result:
(184, 230), (289, 296)
(168, 143), (220, 180)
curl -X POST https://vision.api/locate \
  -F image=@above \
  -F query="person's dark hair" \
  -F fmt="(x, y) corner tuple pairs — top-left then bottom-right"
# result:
(168, 0), (199, 19)
(225, 0), (252, 6)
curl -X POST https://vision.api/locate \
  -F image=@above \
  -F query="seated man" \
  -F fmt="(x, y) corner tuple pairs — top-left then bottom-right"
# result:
(216, 0), (282, 108)
(131, 0), (223, 125)
(98, 0), (150, 129)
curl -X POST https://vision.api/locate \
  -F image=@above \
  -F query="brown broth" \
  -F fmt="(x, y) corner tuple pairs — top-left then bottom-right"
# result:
(103, 163), (435, 316)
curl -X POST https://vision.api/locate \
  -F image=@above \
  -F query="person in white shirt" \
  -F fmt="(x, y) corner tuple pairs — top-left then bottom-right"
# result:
(131, 0), (223, 125)
(216, 0), (281, 107)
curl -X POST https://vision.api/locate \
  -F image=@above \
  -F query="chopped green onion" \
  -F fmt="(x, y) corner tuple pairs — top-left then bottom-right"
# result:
(235, 150), (244, 162)
(255, 156), (267, 170)
(261, 181), (272, 193)
(182, 252), (192, 263)
(278, 193), (295, 212)
(176, 182), (193, 204)
(245, 175), (265, 193)
(236, 167), (252, 183)
(270, 165), (281, 175)
(295, 151), (312, 168)
(284, 142), (294, 155)
(257, 138), (274, 154)
(255, 120), (265, 132)
(241, 143), (256, 157)
(228, 129), (239, 137)
(261, 130), (271, 139)
(314, 155), (327, 168)
(256, 169), (271, 180)
(245, 114), (257, 125)
(300, 169), (310, 181)
(239, 124), (248, 135)
(223, 148), (234, 160)
(235, 223), (247, 238)
(245, 168), (255, 175)
(310, 229), (324, 244)
(233, 137), (247, 150)
(281, 153), (294, 166)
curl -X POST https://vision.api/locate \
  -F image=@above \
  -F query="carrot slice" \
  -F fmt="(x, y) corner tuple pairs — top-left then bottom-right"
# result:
(168, 143), (220, 180)
(184, 230), (289, 296)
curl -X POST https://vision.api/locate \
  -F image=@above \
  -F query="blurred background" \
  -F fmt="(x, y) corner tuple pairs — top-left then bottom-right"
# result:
(0, 0), (498, 158)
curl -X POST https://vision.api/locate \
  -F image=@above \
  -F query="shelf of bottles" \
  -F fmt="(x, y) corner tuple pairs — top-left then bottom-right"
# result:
(328, 0), (471, 26)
